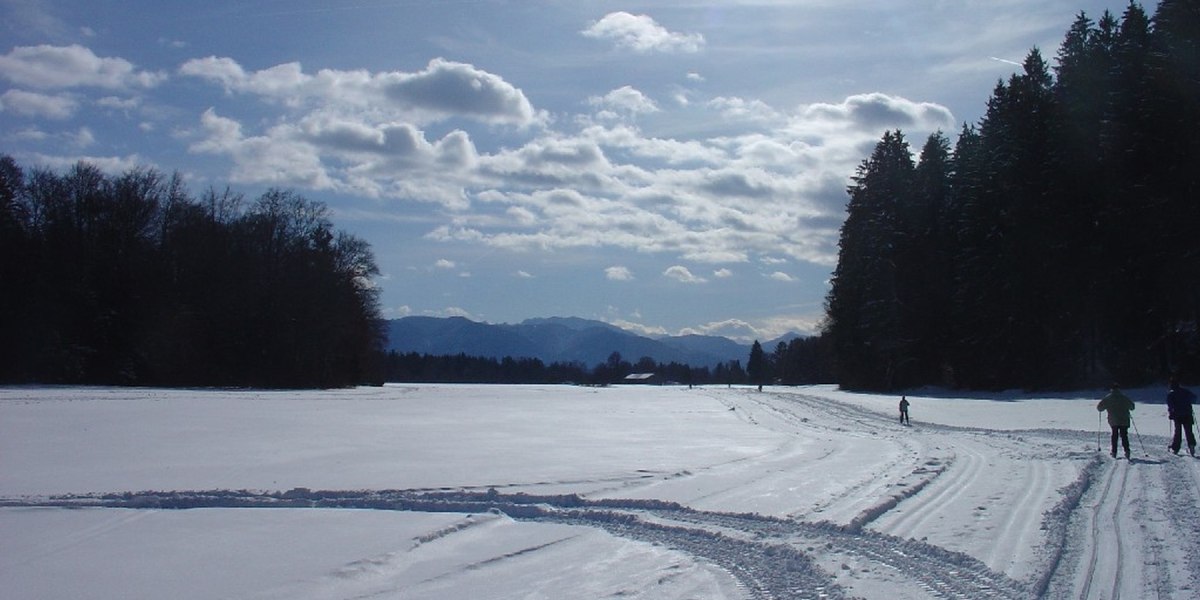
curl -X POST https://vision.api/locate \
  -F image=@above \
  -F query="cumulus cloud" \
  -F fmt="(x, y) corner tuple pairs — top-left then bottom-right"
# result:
(798, 92), (954, 134)
(386, 58), (538, 125)
(0, 89), (77, 119)
(0, 44), (165, 90)
(767, 271), (796, 282)
(190, 108), (333, 189)
(188, 107), (479, 206)
(434, 259), (457, 269)
(180, 56), (539, 127)
(589, 86), (659, 118)
(387, 90), (954, 270)
(714, 268), (733, 278)
(582, 12), (704, 53)
(664, 265), (706, 284)
(606, 266), (634, 281)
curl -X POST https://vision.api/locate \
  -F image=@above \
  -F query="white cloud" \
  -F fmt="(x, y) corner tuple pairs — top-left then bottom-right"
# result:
(382, 305), (413, 319)
(707, 97), (782, 124)
(180, 56), (540, 127)
(180, 59), (947, 278)
(29, 152), (144, 174)
(515, 270), (534, 279)
(10, 127), (49, 141)
(679, 319), (759, 342)
(97, 96), (141, 111)
(0, 89), (77, 119)
(386, 58), (538, 126)
(589, 86), (659, 117)
(582, 12), (705, 54)
(767, 271), (796, 282)
(664, 265), (706, 284)
(189, 108), (333, 190)
(434, 259), (457, 269)
(72, 127), (95, 148)
(433, 306), (480, 319)
(188, 107), (477, 206)
(0, 44), (165, 90)
(714, 268), (733, 278)
(606, 266), (634, 281)
(676, 314), (820, 343)
(178, 56), (246, 91)
(607, 318), (668, 338)
(797, 92), (954, 135)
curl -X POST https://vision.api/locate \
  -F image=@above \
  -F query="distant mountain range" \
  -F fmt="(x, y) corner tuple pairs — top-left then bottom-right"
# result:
(384, 316), (800, 368)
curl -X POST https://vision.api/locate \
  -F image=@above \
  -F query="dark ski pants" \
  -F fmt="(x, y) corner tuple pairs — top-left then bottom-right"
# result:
(1110, 426), (1130, 456)
(900, 410), (909, 424)
(1169, 419), (1196, 453)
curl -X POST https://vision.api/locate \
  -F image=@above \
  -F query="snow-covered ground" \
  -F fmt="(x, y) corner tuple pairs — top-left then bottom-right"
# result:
(2, 383), (1197, 599)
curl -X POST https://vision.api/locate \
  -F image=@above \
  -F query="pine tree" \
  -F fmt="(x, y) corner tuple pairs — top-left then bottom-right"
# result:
(826, 131), (914, 389)
(747, 340), (769, 385)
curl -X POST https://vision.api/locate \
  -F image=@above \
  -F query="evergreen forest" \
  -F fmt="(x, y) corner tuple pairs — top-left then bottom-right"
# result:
(824, 1), (1200, 391)
(0, 158), (385, 388)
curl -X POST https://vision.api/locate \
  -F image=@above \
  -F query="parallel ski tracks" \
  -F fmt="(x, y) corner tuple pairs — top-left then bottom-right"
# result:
(1160, 454), (1200, 596)
(876, 443), (983, 540)
(1078, 460), (1129, 600)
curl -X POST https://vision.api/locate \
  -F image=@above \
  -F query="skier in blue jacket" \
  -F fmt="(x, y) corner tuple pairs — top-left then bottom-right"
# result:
(1166, 376), (1196, 456)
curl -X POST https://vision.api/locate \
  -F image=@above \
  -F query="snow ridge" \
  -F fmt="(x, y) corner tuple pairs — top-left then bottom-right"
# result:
(1027, 454), (1103, 597)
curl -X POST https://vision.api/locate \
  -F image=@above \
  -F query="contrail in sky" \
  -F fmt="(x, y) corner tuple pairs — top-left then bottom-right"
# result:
(989, 56), (1022, 66)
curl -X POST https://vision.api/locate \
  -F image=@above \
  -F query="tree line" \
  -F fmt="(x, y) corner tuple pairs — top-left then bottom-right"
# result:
(0, 151), (834, 390)
(382, 337), (838, 386)
(824, 1), (1200, 391)
(384, 350), (742, 386)
(0, 157), (384, 388)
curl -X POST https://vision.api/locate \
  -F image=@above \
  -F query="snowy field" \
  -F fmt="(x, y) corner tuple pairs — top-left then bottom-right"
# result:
(2, 383), (1198, 599)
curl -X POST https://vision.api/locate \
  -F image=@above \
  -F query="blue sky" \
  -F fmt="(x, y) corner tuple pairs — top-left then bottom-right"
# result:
(1, 0), (1128, 342)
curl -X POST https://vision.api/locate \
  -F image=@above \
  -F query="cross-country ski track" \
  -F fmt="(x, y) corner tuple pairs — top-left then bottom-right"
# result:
(2, 384), (1200, 599)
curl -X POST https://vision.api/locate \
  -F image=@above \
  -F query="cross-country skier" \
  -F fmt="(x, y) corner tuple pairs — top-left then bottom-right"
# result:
(899, 396), (910, 425)
(1097, 383), (1135, 459)
(1166, 376), (1196, 456)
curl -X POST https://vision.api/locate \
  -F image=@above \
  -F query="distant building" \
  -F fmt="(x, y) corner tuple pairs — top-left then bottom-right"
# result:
(622, 373), (661, 385)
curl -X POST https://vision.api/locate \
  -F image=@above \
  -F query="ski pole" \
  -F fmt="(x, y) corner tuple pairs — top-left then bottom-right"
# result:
(1097, 412), (1102, 452)
(1131, 416), (1148, 456)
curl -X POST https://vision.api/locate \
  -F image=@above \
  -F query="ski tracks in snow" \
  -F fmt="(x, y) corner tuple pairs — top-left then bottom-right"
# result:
(1078, 459), (1130, 600)
(7, 389), (1200, 599)
(3, 488), (1029, 600)
(1038, 449), (1200, 599)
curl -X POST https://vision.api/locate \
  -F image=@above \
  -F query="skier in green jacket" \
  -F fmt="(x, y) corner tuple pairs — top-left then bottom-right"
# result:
(1097, 383), (1135, 459)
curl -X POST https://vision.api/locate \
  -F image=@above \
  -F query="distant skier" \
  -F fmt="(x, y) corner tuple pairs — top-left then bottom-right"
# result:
(1097, 383), (1135, 459)
(1166, 376), (1196, 456)
(899, 396), (910, 425)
